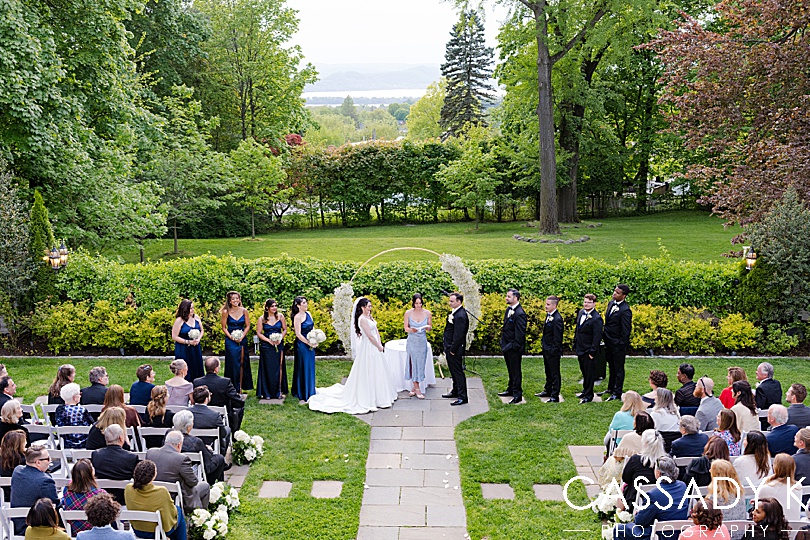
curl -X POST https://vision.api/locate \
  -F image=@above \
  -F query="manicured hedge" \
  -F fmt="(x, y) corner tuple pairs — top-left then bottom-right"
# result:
(31, 293), (779, 356)
(56, 252), (738, 312)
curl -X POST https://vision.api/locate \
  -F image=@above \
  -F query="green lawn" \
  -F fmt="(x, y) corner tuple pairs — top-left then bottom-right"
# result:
(109, 211), (741, 264)
(3, 354), (797, 539)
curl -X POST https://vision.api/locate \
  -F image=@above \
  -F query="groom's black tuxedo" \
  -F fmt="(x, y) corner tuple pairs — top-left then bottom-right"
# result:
(603, 300), (632, 397)
(500, 303), (527, 399)
(574, 309), (603, 400)
(443, 307), (469, 401)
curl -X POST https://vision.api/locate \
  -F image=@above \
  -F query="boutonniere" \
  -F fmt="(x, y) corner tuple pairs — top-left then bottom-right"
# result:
(507, 308), (514, 318)
(545, 315), (552, 323)
(447, 313), (454, 323)
(586, 313), (593, 320)
(610, 305), (619, 314)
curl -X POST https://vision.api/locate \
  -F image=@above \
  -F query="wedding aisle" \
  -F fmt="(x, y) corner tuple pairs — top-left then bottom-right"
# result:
(355, 377), (489, 540)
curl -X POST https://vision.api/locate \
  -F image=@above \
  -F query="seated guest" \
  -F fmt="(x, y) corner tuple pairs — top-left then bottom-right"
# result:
(0, 400), (29, 443)
(714, 409), (742, 457)
(86, 407), (130, 451)
(146, 429), (210, 510)
(621, 429), (667, 511)
(755, 362), (782, 430)
(744, 497), (791, 539)
(125, 460), (187, 540)
(604, 391), (645, 448)
(734, 431), (773, 486)
(61, 459), (108, 535)
(708, 460), (748, 540)
(612, 457), (688, 540)
(193, 357), (246, 433)
(47, 364), (75, 405)
(129, 364), (156, 407)
(681, 497), (731, 540)
(102, 384), (141, 428)
(719, 367), (748, 409)
(650, 388), (680, 432)
(0, 430), (26, 500)
(614, 411), (655, 459)
(765, 404), (799, 457)
(23, 498), (70, 540)
(793, 428), (810, 489)
(684, 436), (730, 487)
(141, 386), (174, 449)
(174, 410), (227, 484)
(694, 376), (723, 431)
(674, 363), (701, 412)
(189, 386), (230, 452)
(731, 380), (761, 433)
(165, 360), (194, 406)
(55, 383), (94, 449)
(0, 376), (18, 409)
(786, 383), (810, 428)
(90, 424), (139, 505)
(670, 415), (709, 457)
(641, 370), (667, 407)
(76, 492), (136, 539)
(757, 454), (801, 521)
(11, 447), (60, 536)
(80, 367), (109, 406)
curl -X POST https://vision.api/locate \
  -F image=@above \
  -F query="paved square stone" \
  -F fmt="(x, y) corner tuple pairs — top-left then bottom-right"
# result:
(586, 484), (601, 497)
(258, 481), (292, 498)
(402, 427), (454, 440)
(403, 453), (456, 470)
(362, 486), (400, 505)
(371, 427), (402, 440)
(424, 469), (460, 488)
(481, 483), (515, 500)
(356, 526), (399, 540)
(467, 389), (487, 401)
(369, 439), (424, 454)
(571, 453), (592, 467)
(587, 454), (605, 467)
(258, 397), (285, 405)
(389, 399), (432, 411)
(227, 475), (246, 488)
(421, 411), (453, 427)
(533, 484), (565, 501)
(359, 504), (425, 527)
(371, 410), (423, 427)
(400, 487), (463, 506)
(576, 467), (596, 479)
(467, 378), (483, 389)
(424, 440), (457, 455)
(310, 480), (342, 498)
(229, 464), (250, 476)
(498, 395), (527, 405)
(573, 445), (608, 456)
(426, 504), (466, 527)
(539, 395), (565, 403)
(366, 453), (402, 469)
(365, 468), (424, 487)
(399, 527), (469, 540)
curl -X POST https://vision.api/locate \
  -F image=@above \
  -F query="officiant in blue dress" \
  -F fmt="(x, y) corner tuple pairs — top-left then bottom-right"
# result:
(256, 298), (288, 399)
(220, 291), (254, 394)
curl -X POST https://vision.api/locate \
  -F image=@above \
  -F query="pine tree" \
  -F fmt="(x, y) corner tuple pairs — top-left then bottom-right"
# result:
(439, 9), (494, 138)
(29, 189), (57, 303)
(0, 162), (34, 308)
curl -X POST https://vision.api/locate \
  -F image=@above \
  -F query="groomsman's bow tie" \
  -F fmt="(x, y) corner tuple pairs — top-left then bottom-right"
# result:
(507, 307), (514, 318)
(545, 315), (552, 323)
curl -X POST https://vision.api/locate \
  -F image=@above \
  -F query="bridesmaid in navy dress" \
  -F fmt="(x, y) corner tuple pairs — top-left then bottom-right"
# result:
(291, 296), (316, 402)
(220, 291), (254, 394)
(171, 299), (204, 382)
(256, 298), (289, 399)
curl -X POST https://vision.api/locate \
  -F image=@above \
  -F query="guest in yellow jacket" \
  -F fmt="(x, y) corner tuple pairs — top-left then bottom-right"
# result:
(24, 498), (70, 540)
(124, 460), (187, 540)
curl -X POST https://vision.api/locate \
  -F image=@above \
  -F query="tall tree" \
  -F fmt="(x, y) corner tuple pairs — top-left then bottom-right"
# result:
(0, 162), (34, 309)
(647, 0), (810, 228)
(230, 138), (289, 238)
(440, 9), (494, 138)
(339, 96), (360, 127)
(29, 190), (56, 303)
(407, 79), (447, 140)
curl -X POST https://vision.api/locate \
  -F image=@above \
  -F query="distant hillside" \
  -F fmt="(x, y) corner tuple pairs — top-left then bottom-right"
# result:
(306, 64), (440, 92)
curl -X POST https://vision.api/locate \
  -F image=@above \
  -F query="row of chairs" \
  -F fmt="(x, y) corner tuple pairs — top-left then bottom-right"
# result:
(0, 506), (167, 540)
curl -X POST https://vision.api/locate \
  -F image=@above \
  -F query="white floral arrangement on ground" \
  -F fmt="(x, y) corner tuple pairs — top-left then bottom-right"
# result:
(187, 329), (201, 341)
(592, 490), (621, 521)
(440, 253), (481, 349)
(267, 332), (283, 350)
(601, 508), (634, 539)
(189, 506), (228, 540)
(209, 481), (240, 513)
(229, 329), (244, 342)
(232, 430), (264, 465)
(331, 282), (355, 356)
(308, 328), (327, 349)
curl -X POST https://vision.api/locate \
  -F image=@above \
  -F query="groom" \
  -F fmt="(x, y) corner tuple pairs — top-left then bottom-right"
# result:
(442, 292), (469, 406)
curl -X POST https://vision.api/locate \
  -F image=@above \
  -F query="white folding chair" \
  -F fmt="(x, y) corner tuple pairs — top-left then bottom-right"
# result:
(20, 404), (40, 424)
(130, 405), (147, 414)
(209, 405), (230, 430)
(26, 423), (56, 449)
(190, 428), (221, 455)
(95, 479), (131, 492)
(0, 506), (30, 540)
(166, 405), (190, 414)
(182, 451), (206, 484)
(59, 509), (88, 537)
(672, 457), (694, 467)
(56, 426), (92, 449)
(118, 510), (167, 540)
(138, 427), (169, 450)
(0, 477), (11, 508)
(40, 404), (59, 426)
(607, 429), (633, 456)
(83, 404), (104, 414)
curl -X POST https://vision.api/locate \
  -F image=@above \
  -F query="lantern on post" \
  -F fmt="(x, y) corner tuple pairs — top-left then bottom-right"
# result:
(43, 242), (70, 271)
(743, 246), (757, 271)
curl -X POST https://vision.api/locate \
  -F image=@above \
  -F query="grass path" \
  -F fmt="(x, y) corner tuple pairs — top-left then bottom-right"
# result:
(109, 211), (741, 264)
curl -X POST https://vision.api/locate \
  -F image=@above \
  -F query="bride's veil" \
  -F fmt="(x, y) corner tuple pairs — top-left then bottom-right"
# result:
(350, 297), (364, 360)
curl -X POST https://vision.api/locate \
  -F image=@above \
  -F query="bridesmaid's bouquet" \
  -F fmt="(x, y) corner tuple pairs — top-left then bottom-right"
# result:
(308, 328), (327, 349)
(232, 430), (264, 465)
(267, 332), (283, 351)
(230, 329), (244, 343)
(187, 329), (201, 341)
(189, 506), (228, 540)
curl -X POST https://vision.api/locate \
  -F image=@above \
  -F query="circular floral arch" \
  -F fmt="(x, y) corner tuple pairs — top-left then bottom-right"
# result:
(331, 249), (481, 358)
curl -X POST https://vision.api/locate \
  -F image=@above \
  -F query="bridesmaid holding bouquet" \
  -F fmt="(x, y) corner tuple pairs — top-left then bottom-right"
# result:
(171, 299), (204, 382)
(220, 291), (254, 394)
(291, 296), (316, 402)
(256, 298), (289, 399)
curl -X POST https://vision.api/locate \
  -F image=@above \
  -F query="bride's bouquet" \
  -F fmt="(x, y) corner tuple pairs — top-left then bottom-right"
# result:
(187, 329), (201, 341)
(230, 329), (244, 343)
(267, 332), (283, 351)
(232, 430), (264, 465)
(308, 328), (327, 349)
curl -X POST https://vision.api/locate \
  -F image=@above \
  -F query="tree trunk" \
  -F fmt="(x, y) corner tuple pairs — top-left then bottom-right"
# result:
(250, 208), (255, 239)
(634, 79), (657, 212)
(534, 5), (560, 235)
(173, 218), (179, 254)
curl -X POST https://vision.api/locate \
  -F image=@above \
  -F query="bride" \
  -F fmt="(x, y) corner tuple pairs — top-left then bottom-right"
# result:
(308, 297), (398, 414)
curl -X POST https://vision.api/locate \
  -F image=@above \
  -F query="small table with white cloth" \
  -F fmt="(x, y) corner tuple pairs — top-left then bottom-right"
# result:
(383, 339), (437, 392)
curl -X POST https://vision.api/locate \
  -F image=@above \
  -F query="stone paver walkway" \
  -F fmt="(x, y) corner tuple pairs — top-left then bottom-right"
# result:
(356, 377), (489, 540)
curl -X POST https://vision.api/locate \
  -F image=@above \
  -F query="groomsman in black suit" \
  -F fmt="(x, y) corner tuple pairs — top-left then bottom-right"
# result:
(536, 295), (563, 402)
(601, 284), (633, 402)
(442, 292), (469, 406)
(497, 289), (528, 404)
(574, 293), (603, 403)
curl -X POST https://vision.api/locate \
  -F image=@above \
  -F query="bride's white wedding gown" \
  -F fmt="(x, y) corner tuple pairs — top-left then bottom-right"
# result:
(308, 315), (398, 414)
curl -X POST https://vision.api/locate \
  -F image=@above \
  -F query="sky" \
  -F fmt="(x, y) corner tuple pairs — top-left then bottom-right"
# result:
(285, 0), (509, 67)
